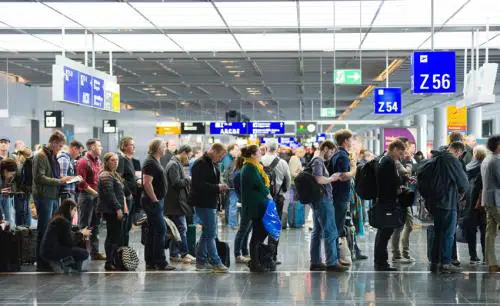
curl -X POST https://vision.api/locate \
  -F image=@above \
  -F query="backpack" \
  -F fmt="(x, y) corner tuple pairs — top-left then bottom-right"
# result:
(417, 156), (450, 206)
(294, 157), (324, 206)
(112, 246), (139, 271)
(264, 157), (281, 198)
(20, 157), (33, 192)
(354, 159), (378, 200)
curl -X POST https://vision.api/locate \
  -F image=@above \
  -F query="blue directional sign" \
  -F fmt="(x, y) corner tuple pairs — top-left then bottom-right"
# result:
(209, 122), (248, 135)
(63, 66), (78, 103)
(411, 51), (456, 94)
(92, 77), (104, 109)
(79, 72), (92, 106)
(374, 87), (402, 114)
(249, 122), (284, 135)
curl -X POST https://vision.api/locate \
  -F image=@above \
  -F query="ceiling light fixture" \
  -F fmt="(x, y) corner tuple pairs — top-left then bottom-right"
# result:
(220, 60), (235, 64)
(228, 70), (245, 74)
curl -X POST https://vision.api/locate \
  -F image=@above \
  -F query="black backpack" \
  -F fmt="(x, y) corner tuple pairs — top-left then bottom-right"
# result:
(264, 157), (281, 198)
(354, 159), (378, 200)
(417, 155), (450, 205)
(20, 157), (33, 193)
(294, 158), (323, 205)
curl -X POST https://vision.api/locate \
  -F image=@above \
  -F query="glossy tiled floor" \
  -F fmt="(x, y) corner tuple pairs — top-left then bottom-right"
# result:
(2, 221), (500, 305)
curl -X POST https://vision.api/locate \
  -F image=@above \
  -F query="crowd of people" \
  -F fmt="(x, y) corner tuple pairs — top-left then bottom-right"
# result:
(0, 129), (499, 275)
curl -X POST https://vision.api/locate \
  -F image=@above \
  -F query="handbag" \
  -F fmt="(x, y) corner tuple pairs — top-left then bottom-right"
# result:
(398, 188), (416, 208)
(368, 200), (405, 229)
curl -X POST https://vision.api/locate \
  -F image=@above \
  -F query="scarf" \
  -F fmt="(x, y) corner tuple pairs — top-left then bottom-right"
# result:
(243, 157), (270, 188)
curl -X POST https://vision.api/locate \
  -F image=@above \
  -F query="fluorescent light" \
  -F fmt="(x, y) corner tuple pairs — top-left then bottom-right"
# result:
(228, 70), (245, 74)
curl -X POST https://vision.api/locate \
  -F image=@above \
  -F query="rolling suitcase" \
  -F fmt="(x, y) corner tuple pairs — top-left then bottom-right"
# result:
(0, 227), (21, 272)
(216, 239), (231, 268)
(288, 201), (305, 228)
(16, 226), (37, 265)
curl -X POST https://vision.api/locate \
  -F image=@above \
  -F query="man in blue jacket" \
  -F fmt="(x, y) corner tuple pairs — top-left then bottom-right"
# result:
(430, 141), (469, 274)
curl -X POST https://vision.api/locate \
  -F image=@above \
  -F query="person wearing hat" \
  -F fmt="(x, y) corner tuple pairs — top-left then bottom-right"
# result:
(0, 137), (10, 161)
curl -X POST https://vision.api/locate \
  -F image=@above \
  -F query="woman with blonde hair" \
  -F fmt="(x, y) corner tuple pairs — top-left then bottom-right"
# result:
(97, 152), (127, 271)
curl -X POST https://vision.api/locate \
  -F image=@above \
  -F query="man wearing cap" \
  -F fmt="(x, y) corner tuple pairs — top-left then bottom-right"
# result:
(0, 137), (10, 161)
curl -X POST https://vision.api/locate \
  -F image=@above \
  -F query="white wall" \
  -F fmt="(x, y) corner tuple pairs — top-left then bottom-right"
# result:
(0, 76), (159, 161)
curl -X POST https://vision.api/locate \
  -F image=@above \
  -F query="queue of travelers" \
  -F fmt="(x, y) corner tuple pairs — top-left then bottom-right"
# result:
(1, 129), (500, 275)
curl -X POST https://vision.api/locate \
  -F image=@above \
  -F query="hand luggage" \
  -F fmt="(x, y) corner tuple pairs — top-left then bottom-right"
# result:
(113, 246), (140, 271)
(427, 225), (435, 263)
(0, 226), (21, 272)
(187, 224), (197, 256)
(16, 226), (37, 265)
(288, 201), (305, 228)
(215, 239), (230, 268)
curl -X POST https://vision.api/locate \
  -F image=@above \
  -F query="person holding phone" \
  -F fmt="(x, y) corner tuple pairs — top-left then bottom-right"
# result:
(0, 158), (18, 224)
(97, 152), (127, 271)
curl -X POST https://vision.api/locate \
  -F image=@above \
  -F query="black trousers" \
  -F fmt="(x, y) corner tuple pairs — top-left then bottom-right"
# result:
(466, 210), (486, 260)
(268, 194), (285, 260)
(103, 213), (124, 265)
(122, 198), (134, 247)
(374, 228), (395, 266)
(250, 219), (269, 265)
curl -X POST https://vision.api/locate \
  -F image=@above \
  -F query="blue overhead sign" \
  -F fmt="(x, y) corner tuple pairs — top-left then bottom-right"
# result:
(374, 87), (402, 114)
(209, 122), (248, 135)
(249, 122), (285, 135)
(411, 51), (456, 94)
(63, 67), (78, 103)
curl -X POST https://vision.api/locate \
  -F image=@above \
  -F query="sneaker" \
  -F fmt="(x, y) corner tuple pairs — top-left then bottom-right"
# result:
(326, 263), (349, 273)
(212, 264), (229, 273)
(182, 254), (196, 264)
(91, 253), (107, 261)
(339, 259), (351, 266)
(402, 256), (416, 263)
(170, 256), (184, 263)
(356, 254), (369, 260)
(451, 260), (461, 267)
(470, 257), (482, 265)
(196, 263), (212, 272)
(440, 264), (462, 274)
(236, 256), (251, 264)
(310, 263), (327, 271)
(393, 257), (412, 264)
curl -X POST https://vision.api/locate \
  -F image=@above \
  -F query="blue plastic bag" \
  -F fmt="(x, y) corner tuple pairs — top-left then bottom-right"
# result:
(262, 199), (281, 240)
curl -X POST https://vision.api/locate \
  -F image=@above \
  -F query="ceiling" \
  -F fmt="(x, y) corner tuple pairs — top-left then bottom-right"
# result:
(0, 0), (499, 123)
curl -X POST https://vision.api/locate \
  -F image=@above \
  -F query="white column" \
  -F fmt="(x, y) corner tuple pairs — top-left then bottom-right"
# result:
(433, 107), (447, 149)
(467, 107), (482, 138)
(374, 129), (381, 156)
(494, 118), (500, 134)
(363, 131), (369, 149)
(368, 130), (374, 152)
(399, 118), (412, 127)
(415, 114), (428, 155)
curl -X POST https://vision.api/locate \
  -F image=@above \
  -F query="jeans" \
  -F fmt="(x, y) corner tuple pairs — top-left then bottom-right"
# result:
(122, 198), (135, 247)
(14, 195), (31, 227)
(168, 215), (188, 257)
(103, 212), (123, 265)
(234, 214), (252, 257)
(144, 199), (167, 267)
(391, 207), (414, 258)
(228, 190), (239, 228)
(0, 196), (15, 226)
(35, 198), (59, 267)
(78, 193), (100, 255)
(374, 228), (395, 266)
(310, 196), (340, 266)
(485, 207), (500, 266)
(196, 207), (222, 266)
(431, 208), (457, 265)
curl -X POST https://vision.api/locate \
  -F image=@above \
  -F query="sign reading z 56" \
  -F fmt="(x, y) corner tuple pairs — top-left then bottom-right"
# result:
(412, 51), (456, 94)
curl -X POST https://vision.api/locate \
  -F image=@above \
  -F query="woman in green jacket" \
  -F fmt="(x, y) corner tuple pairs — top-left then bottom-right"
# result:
(240, 145), (272, 272)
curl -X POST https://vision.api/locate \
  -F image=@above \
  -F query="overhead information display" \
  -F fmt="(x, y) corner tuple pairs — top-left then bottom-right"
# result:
(374, 87), (402, 114)
(248, 122), (285, 135)
(181, 122), (206, 135)
(411, 51), (456, 94)
(53, 55), (120, 112)
(210, 122), (248, 135)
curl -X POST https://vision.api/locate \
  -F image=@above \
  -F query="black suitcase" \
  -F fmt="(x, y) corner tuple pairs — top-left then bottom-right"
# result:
(16, 227), (37, 265)
(0, 227), (21, 272)
(216, 239), (230, 268)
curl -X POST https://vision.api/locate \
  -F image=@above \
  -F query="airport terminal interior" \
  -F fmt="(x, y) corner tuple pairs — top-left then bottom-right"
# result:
(2, 0), (500, 305)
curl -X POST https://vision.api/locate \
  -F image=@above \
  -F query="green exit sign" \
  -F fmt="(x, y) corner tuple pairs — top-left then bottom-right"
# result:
(320, 108), (336, 117)
(333, 69), (362, 85)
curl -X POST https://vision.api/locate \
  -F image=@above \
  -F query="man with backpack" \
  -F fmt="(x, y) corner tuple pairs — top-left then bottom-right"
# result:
(261, 140), (291, 264)
(308, 140), (348, 272)
(76, 138), (105, 261)
(419, 142), (469, 273)
(58, 140), (84, 201)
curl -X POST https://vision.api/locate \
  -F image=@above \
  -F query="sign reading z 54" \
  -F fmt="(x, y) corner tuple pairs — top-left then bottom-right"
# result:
(412, 51), (456, 94)
(374, 87), (402, 115)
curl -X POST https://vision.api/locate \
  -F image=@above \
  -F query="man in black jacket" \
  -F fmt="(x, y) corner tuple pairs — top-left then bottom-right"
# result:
(191, 143), (229, 273)
(117, 136), (138, 247)
(165, 145), (195, 264)
(374, 140), (406, 271)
